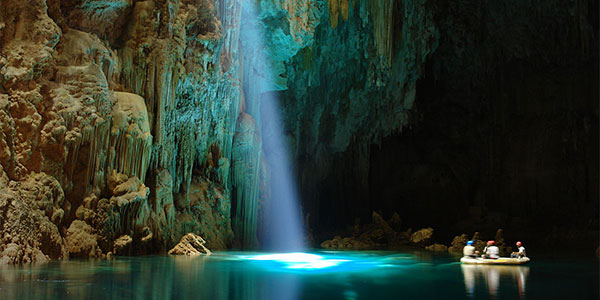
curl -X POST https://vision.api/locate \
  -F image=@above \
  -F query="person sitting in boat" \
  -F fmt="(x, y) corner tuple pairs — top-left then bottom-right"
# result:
(463, 240), (477, 258)
(483, 240), (500, 259)
(511, 241), (526, 258)
(482, 241), (489, 257)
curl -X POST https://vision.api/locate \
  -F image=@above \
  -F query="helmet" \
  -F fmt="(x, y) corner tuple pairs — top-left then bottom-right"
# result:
(466, 240), (474, 245)
(516, 241), (522, 246)
(487, 240), (495, 245)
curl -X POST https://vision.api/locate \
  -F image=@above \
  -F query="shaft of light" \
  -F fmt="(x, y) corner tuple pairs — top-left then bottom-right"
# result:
(240, 0), (305, 252)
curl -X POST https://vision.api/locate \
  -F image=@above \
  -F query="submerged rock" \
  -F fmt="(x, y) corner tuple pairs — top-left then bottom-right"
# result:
(168, 233), (212, 256)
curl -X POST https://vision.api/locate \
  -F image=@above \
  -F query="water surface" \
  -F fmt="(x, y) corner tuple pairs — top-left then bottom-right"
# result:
(0, 251), (597, 299)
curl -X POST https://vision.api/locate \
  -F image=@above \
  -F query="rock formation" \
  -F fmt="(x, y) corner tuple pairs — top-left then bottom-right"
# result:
(112, 235), (133, 256)
(448, 234), (469, 254)
(410, 227), (434, 246)
(320, 211), (430, 250)
(0, 173), (69, 263)
(168, 233), (211, 256)
(0, 0), (241, 262)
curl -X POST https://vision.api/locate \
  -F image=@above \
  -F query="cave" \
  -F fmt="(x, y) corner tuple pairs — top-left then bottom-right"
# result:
(0, 0), (598, 298)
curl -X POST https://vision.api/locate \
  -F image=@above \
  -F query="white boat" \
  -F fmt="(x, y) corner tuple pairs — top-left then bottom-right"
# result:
(460, 256), (530, 265)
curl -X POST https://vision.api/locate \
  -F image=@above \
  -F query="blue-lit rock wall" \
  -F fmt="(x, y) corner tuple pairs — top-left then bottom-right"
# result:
(285, 0), (437, 226)
(240, 0), (437, 233)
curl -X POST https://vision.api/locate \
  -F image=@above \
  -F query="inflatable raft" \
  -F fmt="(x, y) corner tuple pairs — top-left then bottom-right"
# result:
(460, 257), (530, 265)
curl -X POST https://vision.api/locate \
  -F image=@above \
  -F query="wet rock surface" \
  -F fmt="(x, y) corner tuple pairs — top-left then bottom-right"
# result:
(320, 221), (533, 257)
(425, 243), (448, 252)
(448, 234), (469, 254)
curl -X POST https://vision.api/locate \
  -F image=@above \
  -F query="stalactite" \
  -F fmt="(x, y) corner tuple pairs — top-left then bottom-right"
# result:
(86, 119), (111, 191)
(107, 92), (153, 185)
(104, 176), (150, 239)
(369, 0), (395, 66)
(232, 113), (261, 247)
(327, 0), (340, 28)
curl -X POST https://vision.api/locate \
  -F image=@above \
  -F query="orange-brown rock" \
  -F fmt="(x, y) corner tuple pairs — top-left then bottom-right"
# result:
(65, 220), (100, 258)
(0, 173), (68, 264)
(113, 235), (133, 255)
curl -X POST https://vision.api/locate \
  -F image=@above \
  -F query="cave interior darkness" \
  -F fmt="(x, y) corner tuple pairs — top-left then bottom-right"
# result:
(288, 1), (599, 251)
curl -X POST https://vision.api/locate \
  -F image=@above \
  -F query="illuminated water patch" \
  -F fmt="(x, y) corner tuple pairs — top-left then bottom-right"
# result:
(235, 251), (418, 273)
(243, 253), (348, 269)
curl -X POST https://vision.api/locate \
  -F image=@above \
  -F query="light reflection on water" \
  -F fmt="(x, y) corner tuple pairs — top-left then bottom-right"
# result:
(461, 264), (529, 299)
(0, 251), (597, 300)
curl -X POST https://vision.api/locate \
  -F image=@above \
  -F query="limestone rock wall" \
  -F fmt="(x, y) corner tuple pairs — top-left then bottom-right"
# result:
(272, 0), (438, 230)
(230, 0), (437, 246)
(0, 172), (69, 263)
(0, 0), (243, 262)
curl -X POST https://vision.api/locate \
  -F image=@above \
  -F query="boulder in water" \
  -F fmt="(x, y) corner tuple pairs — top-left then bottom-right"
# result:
(168, 233), (212, 256)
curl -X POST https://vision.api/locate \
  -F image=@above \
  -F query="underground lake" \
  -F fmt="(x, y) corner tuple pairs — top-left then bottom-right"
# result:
(1, 251), (598, 299)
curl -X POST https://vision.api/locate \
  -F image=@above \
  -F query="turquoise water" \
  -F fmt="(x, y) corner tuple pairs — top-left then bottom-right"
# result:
(0, 251), (597, 299)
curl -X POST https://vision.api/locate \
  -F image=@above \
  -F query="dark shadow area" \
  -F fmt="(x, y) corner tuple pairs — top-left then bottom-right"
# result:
(300, 0), (599, 252)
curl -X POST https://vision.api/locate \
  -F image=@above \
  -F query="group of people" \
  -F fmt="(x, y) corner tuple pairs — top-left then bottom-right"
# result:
(463, 240), (527, 259)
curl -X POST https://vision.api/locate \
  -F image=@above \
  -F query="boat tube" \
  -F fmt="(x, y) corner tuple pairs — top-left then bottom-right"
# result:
(460, 257), (530, 265)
